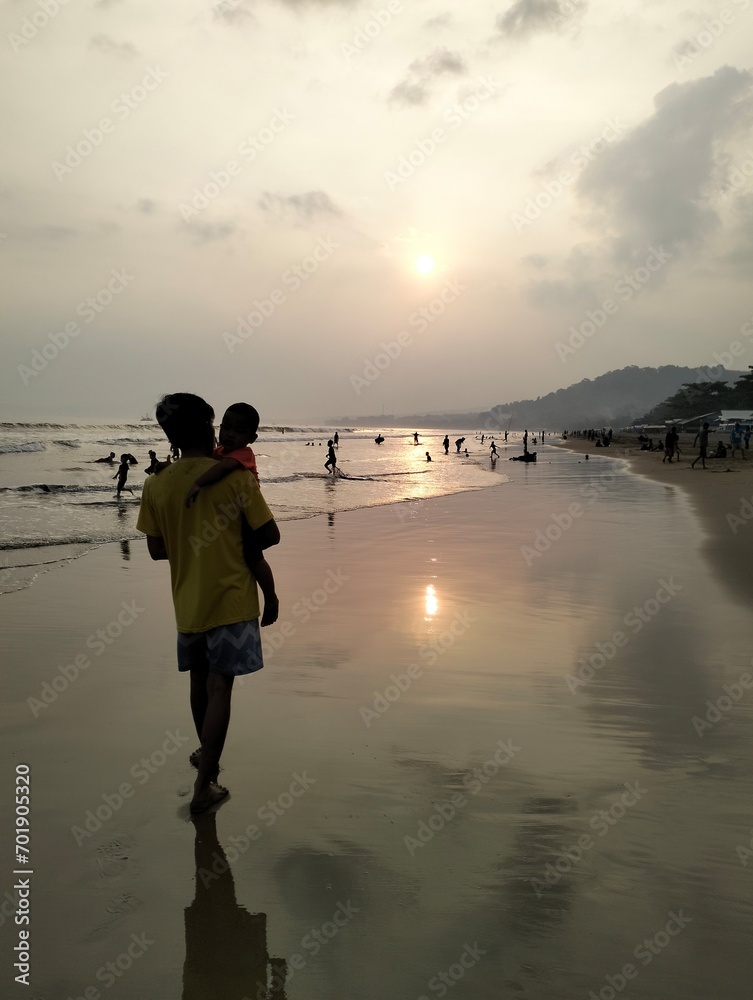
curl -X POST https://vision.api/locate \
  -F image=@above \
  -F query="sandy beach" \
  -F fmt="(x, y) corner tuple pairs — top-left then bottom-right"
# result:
(2, 448), (753, 999)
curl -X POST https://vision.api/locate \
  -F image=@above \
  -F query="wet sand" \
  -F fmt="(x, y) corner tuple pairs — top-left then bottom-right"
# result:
(555, 434), (753, 605)
(2, 453), (753, 999)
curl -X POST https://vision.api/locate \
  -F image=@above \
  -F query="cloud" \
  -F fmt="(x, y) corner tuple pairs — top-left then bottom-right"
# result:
(496, 0), (587, 38)
(576, 66), (753, 265)
(182, 220), (236, 243)
(389, 47), (466, 107)
(258, 190), (342, 224)
(136, 199), (157, 214)
(211, 0), (255, 24)
(89, 34), (139, 58)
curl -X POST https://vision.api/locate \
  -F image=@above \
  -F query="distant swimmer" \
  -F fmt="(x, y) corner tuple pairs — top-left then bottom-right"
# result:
(455, 437), (465, 453)
(426, 451), (432, 462)
(413, 432), (420, 445)
(324, 439), (337, 475)
(375, 434), (385, 445)
(443, 435), (450, 455)
(96, 451), (116, 463)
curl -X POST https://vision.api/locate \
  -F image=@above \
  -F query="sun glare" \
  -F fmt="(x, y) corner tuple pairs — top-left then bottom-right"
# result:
(415, 254), (436, 274)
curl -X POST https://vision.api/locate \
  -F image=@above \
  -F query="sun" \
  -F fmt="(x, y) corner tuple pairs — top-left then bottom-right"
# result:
(415, 254), (436, 274)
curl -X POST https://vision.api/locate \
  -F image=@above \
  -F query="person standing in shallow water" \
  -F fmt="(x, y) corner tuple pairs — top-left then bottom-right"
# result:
(443, 435), (450, 455)
(324, 439), (337, 475)
(136, 393), (280, 814)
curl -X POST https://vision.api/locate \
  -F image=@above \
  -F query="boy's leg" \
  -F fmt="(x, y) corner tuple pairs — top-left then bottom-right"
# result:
(191, 671), (234, 813)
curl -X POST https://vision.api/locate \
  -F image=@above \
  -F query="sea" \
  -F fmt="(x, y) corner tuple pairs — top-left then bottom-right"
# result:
(0, 420), (523, 594)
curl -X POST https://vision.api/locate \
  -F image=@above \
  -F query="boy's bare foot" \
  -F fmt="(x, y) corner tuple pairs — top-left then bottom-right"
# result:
(189, 782), (229, 814)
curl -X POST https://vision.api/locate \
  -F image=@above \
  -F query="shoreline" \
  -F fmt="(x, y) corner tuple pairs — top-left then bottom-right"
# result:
(553, 435), (753, 606)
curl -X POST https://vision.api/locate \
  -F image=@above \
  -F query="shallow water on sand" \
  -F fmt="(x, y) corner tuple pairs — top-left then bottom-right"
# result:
(1, 451), (752, 998)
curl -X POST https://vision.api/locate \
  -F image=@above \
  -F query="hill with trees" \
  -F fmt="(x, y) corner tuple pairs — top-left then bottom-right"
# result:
(337, 365), (746, 430)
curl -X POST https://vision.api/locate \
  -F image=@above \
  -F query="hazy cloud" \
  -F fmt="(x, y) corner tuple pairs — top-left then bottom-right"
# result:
(258, 190), (342, 225)
(577, 66), (753, 265)
(136, 199), (157, 214)
(89, 34), (139, 58)
(183, 220), (236, 243)
(211, 0), (255, 24)
(389, 47), (466, 107)
(496, 0), (587, 38)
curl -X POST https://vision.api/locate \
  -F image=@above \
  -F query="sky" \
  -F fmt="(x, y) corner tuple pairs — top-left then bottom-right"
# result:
(2, 0), (753, 423)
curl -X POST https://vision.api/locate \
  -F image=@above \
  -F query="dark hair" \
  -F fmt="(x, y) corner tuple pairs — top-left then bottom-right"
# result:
(156, 394), (214, 455)
(224, 402), (260, 437)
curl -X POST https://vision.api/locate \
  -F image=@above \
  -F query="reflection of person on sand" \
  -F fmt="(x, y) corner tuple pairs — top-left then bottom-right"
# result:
(183, 813), (287, 1000)
(113, 454), (134, 496)
(136, 394), (280, 814)
(325, 439), (338, 475)
(443, 435), (450, 455)
(96, 451), (116, 463)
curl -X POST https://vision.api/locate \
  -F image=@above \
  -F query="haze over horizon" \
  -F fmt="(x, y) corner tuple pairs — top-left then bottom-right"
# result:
(2, 0), (753, 424)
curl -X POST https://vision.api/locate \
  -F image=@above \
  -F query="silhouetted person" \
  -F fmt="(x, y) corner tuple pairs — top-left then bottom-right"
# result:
(490, 442), (498, 457)
(333, 431), (339, 448)
(523, 429), (529, 454)
(443, 435), (450, 455)
(413, 432), (419, 445)
(96, 451), (116, 463)
(145, 450), (159, 475)
(113, 454), (133, 496)
(692, 423), (709, 470)
(455, 437), (465, 453)
(426, 451), (432, 462)
(324, 439), (337, 475)
(374, 434), (384, 445)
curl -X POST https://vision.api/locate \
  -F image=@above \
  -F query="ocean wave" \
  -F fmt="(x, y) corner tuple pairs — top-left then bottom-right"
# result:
(0, 441), (46, 453)
(52, 439), (81, 448)
(0, 483), (140, 495)
(0, 535), (129, 551)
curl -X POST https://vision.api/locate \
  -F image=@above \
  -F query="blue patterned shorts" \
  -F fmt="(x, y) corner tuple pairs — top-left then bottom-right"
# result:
(177, 619), (264, 677)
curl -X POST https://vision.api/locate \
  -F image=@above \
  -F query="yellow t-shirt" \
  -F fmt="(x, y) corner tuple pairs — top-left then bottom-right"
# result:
(136, 457), (274, 632)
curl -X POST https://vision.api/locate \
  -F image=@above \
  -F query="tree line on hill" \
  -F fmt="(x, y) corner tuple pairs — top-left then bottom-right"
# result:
(637, 367), (753, 424)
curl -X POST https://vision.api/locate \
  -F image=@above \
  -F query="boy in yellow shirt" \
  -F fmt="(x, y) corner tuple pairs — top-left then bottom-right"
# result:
(137, 393), (280, 814)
